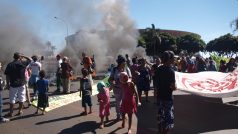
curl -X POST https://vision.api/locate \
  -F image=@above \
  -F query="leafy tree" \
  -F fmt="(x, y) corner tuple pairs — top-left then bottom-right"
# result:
(206, 33), (238, 57)
(177, 34), (205, 54)
(158, 33), (177, 54)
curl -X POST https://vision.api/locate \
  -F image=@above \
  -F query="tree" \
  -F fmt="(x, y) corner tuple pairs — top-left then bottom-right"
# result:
(206, 33), (238, 57)
(143, 24), (161, 56)
(158, 33), (177, 54)
(177, 34), (205, 55)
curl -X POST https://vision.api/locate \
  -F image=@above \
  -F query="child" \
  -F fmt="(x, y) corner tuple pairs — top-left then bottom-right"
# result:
(97, 82), (110, 129)
(97, 82), (110, 128)
(119, 72), (140, 134)
(35, 70), (49, 115)
(155, 51), (177, 134)
(79, 68), (92, 115)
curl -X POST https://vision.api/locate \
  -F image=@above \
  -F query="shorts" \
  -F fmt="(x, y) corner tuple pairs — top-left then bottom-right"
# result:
(82, 95), (92, 107)
(9, 86), (26, 104)
(157, 100), (174, 129)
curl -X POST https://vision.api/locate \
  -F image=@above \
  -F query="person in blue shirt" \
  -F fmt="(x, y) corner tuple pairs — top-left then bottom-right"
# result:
(35, 70), (49, 115)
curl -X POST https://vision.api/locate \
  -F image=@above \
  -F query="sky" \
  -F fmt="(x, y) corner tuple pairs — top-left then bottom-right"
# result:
(1, 0), (238, 53)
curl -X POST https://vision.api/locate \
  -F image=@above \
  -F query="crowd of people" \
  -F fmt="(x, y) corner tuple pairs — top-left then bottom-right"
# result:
(1, 50), (237, 134)
(174, 56), (238, 73)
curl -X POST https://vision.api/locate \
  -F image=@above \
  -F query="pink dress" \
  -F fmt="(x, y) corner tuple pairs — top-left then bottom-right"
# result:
(121, 82), (137, 114)
(97, 88), (110, 117)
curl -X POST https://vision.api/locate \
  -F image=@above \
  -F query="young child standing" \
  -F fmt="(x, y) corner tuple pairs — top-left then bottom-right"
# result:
(35, 70), (49, 115)
(119, 72), (140, 134)
(79, 68), (92, 115)
(97, 82), (110, 129)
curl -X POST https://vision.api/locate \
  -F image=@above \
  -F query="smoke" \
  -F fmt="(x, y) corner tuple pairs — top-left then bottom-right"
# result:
(44, 0), (141, 72)
(0, 0), (145, 73)
(0, 2), (46, 66)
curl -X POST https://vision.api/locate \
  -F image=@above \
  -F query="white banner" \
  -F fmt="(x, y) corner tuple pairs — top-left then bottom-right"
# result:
(176, 68), (238, 98)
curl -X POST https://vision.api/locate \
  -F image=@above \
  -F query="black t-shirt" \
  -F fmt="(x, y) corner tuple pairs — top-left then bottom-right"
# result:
(4, 60), (29, 87)
(155, 65), (175, 101)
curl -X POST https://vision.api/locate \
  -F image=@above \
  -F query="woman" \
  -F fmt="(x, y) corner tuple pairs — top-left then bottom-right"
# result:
(108, 55), (131, 120)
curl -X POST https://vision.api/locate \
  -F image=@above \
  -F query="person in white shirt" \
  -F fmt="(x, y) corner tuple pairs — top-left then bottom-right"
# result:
(55, 54), (62, 93)
(27, 55), (41, 99)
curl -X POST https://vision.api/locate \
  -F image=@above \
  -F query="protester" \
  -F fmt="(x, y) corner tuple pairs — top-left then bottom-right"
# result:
(28, 55), (41, 100)
(108, 55), (132, 120)
(155, 51), (177, 134)
(79, 68), (92, 115)
(136, 58), (151, 103)
(97, 82), (110, 129)
(130, 57), (139, 85)
(5, 52), (31, 117)
(196, 56), (207, 72)
(151, 57), (161, 104)
(219, 60), (227, 72)
(0, 62), (9, 123)
(119, 72), (140, 134)
(186, 57), (195, 73)
(81, 52), (94, 85)
(55, 54), (62, 93)
(60, 57), (73, 94)
(125, 54), (131, 67)
(207, 60), (217, 71)
(35, 70), (49, 115)
(24, 68), (31, 107)
(226, 58), (237, 72)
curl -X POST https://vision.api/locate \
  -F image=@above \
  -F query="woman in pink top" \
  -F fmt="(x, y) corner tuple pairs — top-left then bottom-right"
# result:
(25, 68), (31, 107)
(97, 82), (110, 129)
(120, 72), (140, 134)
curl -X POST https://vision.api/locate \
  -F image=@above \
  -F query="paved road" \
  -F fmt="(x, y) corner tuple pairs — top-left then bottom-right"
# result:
(1, 82), (238, 134)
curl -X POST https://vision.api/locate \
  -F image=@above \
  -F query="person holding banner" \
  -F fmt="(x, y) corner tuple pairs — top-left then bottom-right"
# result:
(155, 51), (177, 134)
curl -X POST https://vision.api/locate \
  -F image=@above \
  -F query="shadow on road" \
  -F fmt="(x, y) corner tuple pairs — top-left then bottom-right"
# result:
(171, 94), (238, 134)
(36, 113), (85, 125)
(136, 94), (238, 134)
(59, 121), (98, 134)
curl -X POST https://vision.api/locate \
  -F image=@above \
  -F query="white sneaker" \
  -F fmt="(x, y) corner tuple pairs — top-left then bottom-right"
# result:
(0, 117), (10, 123)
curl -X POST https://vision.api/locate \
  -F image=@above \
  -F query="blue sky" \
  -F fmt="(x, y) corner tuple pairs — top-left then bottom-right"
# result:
(1, 0), (238, 51)
(129, 0), (238, 42)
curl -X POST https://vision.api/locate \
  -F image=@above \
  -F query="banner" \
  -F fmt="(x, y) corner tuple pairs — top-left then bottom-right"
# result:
(176, 68), (238, 98)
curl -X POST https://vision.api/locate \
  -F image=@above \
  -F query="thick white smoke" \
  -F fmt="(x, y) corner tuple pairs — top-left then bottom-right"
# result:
(44, 0), (140, 72)
(0, 2), (46, 66)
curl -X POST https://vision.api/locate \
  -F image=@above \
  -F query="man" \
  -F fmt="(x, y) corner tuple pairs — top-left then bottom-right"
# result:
(55, 54), (62, 93)
(0, 62), (9, 122)
(27, 55), (41, 100)
(5, 52), (31, 117)
(60, 57), (72, 94)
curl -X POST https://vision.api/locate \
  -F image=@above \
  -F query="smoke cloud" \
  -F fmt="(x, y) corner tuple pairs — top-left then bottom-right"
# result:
(0, 0), (146, 73)
(0, 2), (46, 66)
(43, 0), (141, 72)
